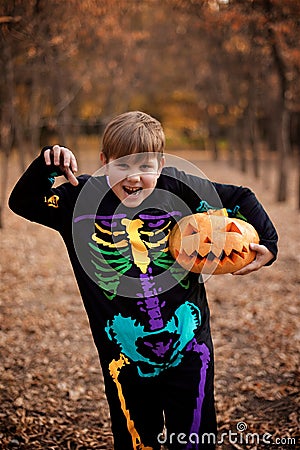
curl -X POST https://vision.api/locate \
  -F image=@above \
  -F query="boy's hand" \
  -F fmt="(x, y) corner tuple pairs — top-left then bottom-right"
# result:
(44, 145), (79, 186)
(232, 243), (274, 276)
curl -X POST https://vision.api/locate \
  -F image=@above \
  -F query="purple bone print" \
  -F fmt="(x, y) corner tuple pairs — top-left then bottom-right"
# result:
(137, 267), (165, 331)
(185, 339), (210, 450)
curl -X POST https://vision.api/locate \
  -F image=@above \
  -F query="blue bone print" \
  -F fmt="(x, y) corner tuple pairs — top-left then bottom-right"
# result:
(105, 301), (201, 377)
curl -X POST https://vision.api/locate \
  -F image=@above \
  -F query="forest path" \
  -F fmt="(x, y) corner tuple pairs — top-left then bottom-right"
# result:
(1, 152), (299, 449)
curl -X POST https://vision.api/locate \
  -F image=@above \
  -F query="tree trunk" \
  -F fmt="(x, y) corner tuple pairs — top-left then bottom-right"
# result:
(238, 137), (247, 173)
(228, 132), (235, 167)
(207, 120), (219, 161)
(297, 148), (300, 209)
(29, 70), (43, 154)
(0, 152), (10, 229)
(0, 40), (14, 228)
(276, 108), (290, 202)
(211, 138), (219, 161)
(234, 118), (247, 173)
(14, 118), (26, 172)
(249, 109), (260, 179)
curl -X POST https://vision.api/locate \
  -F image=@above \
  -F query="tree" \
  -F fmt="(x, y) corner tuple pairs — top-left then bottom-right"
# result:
(1, 0), (300, 226)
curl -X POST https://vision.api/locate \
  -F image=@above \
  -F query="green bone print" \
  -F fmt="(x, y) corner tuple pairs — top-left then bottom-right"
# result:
(89, 244), (189, 300)
(89, 242), (131, 300)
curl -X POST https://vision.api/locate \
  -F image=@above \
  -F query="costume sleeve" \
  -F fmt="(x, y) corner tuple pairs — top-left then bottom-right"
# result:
(8, 147), (85, 232)
(162, 168), (278, 264)
(212, 182), (278, 263)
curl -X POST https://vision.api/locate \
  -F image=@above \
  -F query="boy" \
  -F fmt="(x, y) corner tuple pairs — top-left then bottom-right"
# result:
(9, 111), (277, 450)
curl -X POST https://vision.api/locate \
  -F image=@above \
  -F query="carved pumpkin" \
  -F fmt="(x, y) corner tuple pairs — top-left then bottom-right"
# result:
(169, 210), (259, 274)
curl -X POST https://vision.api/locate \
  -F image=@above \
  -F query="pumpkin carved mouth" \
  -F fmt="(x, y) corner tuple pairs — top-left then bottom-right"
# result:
(190, 246), (248, 264)
(169, 211), (259, 274)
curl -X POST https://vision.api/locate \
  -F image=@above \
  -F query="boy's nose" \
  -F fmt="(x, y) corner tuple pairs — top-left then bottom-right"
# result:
(127, 172), (141, 182)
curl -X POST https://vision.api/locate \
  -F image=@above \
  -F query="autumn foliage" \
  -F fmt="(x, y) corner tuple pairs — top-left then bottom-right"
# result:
(1, 0), (300, 221)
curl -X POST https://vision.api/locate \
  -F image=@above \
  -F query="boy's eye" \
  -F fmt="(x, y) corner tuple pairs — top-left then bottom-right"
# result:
(140, 164), (154, 171)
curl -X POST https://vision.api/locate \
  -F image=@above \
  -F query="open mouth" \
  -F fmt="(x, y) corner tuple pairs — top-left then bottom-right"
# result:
(123, 186), (143, 196)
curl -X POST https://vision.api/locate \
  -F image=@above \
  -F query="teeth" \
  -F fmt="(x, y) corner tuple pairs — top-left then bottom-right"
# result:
(124, 186), (142, 195)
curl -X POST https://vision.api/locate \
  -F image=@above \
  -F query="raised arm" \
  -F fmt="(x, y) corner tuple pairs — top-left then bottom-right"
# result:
(9, 145), (80, 231)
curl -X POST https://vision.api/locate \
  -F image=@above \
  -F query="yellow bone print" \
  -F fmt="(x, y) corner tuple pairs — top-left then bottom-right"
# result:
(121, 218), (150, 274)
(92, 218), (171, 274)
(92, 222), (128, 248)
(109, 354), (153, 450)
(140, 221), (172, 249)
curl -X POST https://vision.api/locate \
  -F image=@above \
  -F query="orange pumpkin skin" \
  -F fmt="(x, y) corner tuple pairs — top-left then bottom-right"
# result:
(169, 212), (259, 274)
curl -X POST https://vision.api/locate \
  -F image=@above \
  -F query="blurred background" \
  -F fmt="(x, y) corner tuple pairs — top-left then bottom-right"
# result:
(1, 0), (300, 224)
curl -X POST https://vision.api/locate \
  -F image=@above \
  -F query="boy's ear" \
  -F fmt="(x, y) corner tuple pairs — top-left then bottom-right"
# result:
(158, 156), (165, 173)
(100, 152), (107, 165)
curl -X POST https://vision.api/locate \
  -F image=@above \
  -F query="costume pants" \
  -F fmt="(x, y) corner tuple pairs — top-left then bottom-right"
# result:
(102, 341), (217, 450)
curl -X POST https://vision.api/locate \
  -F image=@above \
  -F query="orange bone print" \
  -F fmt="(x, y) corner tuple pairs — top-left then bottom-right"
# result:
(109, 354), (153, 450)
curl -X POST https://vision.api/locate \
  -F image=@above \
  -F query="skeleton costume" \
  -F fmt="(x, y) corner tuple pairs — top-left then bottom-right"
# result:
(9, 148), (278, 450)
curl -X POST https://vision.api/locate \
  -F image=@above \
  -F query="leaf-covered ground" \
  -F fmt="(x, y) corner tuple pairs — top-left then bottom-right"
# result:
(1, 151), (299, 449)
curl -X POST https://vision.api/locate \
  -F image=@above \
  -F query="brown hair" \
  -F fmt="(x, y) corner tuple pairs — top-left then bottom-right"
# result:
(102, 111), (165, 162)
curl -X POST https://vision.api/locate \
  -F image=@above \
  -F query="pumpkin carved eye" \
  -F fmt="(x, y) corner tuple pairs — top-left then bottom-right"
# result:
(225, 222), (242, 234)
(169, 212), (259, 274)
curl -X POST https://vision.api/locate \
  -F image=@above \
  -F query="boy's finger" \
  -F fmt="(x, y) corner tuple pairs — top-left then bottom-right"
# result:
(44, 149), (52, 165)
(62, 151), (77, 174)
(64, 167), (79, 186)
(62, 151), (71, 169)
(249, 243), (263, 254)
(232, 260), (258, 276)
(53, 145), (62, 166)
(70, 153), (78, 173)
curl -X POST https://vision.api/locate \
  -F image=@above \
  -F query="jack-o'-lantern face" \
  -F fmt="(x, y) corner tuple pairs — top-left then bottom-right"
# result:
(169, 211), (259, 274)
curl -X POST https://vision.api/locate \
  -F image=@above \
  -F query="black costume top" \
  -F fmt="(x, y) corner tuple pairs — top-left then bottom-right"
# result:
(9, 150), (278, 379)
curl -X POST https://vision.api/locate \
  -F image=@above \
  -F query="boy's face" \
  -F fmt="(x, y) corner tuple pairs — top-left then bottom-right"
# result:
(101, 153), (165, 208)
